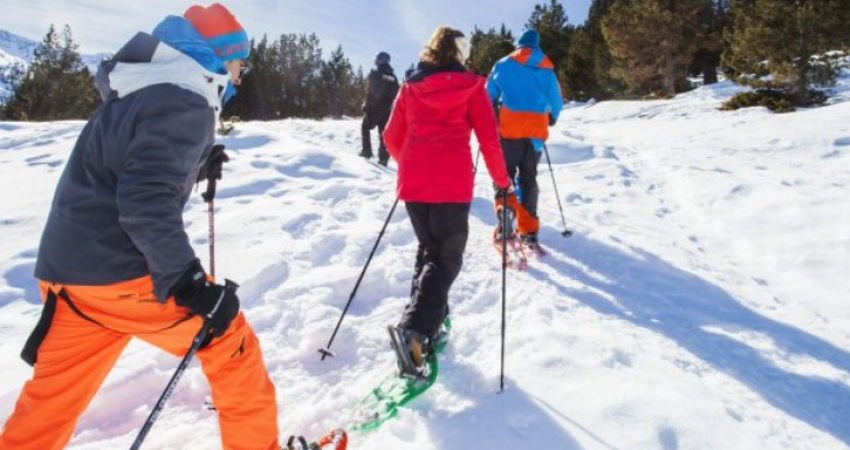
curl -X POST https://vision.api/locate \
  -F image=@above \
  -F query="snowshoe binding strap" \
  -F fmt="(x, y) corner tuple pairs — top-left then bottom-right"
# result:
(286, 435), (309, 450)
(316, 428), (348, 450)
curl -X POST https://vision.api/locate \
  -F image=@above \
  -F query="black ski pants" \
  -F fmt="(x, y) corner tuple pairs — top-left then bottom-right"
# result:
(361, 109), (390, 164)
(399, 202), (470, 337)
(501, 138), (542, 219)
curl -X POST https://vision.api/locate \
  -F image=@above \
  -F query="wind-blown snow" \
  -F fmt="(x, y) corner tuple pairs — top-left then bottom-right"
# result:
(0, 74), (848, 449)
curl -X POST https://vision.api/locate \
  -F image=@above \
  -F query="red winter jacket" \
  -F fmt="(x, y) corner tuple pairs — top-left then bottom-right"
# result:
(383, 62), (511, 203)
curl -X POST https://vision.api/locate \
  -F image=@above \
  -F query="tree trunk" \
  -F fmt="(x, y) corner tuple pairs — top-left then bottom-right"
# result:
(663, 59), (677, 95)
(702, 65), (718, 85)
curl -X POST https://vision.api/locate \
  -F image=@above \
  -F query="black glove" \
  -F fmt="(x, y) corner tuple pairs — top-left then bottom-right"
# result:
(549, 114), (556, 126)
(198, 144), (229, 184)
(494, 183), (515, 200)
(170, 259), (240, 341)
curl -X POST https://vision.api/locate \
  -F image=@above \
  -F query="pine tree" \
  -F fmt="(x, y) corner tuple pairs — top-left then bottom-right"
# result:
(350, 66), (367, 116)
(563, 0), (623, 100)
(221, 34), (366, 121)
(724, 0), (850, 101)
(602, 0), (711, 96)
(2, 25), (99, 120)
(588, 0), (628, 98)
(527, 0), (574, 74)
(688, 0), (730, 85)
(321, 46), (363, 118)
(563, 26), (596, 100)
(467, 25), (515, 76)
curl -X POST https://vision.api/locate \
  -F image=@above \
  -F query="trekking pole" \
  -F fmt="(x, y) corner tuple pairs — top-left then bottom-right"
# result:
(499, 189), (509, 393)
(319, 197), (399, 360)
(130, 326), (208, 450)
(206, 194), (216, 276)
(473, 148), (481, 176)
(130, 178), (234, 450)
(543, 145), (573, 238)
(129, 285), (237, 450)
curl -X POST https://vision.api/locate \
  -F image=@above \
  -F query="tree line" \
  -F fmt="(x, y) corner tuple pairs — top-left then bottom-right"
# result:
(2, 0), (849, 121)
(0, 26), (367, 122)
(469, 0), (848, 104)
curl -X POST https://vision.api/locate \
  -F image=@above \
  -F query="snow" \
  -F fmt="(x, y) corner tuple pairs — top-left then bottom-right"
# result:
(1, 73), (849, 449)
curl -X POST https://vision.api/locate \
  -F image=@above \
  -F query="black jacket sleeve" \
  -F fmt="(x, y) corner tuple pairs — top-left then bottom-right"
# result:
(365, 69), (381, 110)
(116, 103), (214, 301)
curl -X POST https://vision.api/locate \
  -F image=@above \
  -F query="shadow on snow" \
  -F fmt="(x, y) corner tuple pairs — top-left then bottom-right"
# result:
(532, 230), (850, 445)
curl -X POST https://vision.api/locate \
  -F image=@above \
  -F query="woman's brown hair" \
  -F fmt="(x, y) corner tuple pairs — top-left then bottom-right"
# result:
(420, 26), (465, 68)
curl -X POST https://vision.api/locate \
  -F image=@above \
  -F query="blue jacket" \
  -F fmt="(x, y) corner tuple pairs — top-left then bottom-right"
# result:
(486, 45), (563, 149)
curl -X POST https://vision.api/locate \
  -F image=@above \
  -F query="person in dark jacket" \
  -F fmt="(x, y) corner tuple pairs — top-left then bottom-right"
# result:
(0, 5), (280, 450)
(359, 51), (399, 166)
(383, 26), (512, 377)
(486, 28), (564, 253)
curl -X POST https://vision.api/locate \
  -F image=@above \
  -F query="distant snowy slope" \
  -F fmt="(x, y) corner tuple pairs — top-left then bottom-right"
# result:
(0, 30), (34, 101)
(0, 29), (37, 60)
(0, 76), (848, 450)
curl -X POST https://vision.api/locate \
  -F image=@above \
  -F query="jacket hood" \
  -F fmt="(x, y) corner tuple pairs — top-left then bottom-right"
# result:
(152, 16), (227, 75)
(152, 15), (238, 102)
(95, 31), (231, 115)
(508, 47), (554, 70)
(406, 60), (481, 109)
(517, 29), (540, 49)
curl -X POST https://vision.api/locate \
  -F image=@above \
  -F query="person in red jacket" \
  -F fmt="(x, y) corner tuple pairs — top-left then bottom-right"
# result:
(383, 26), (512, 377)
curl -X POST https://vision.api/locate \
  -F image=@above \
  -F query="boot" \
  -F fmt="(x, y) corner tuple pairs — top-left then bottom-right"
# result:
(493, 205), (517, 242)
(521, 233), (544, 256)
(388, 326), (432, 379)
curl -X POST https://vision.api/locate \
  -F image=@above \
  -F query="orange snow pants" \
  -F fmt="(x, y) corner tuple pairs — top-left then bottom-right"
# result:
(495, 191), (539, 235)
(0, 277), (279, 450)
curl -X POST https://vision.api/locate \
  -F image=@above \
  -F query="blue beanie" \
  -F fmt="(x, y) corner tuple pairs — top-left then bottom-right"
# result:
(517, 29), (540, 49)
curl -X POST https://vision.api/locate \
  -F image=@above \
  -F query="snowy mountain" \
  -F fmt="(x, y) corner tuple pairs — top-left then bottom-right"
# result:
(0, 30), (34, 102)
(0, 30), (36, 60)
(0, 29), (107, 103)
(0, 70), (848, 449)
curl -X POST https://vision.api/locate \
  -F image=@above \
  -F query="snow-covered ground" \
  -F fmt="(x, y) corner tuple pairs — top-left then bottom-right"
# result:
(1, 73), (849, 449)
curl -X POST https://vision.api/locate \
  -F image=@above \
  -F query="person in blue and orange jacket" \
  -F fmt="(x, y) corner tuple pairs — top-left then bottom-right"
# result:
(486, 28), (564, 252)
(0, 4), (280, 450)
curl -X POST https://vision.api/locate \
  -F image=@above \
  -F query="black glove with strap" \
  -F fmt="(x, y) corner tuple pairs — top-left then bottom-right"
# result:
(494, 183), (516, 202)
(198, 144), (229, 202)
(170, 259), (240, 342)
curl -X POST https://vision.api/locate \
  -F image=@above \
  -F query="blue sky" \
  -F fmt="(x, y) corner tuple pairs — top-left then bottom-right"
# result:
(0, 0), (591, 70)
